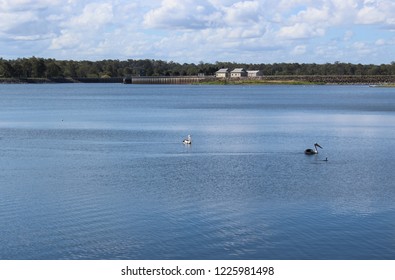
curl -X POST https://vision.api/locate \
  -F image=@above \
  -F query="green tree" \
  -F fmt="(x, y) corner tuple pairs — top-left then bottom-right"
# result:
(0, 59), (15, 77)
(63, 61), (77, 77)
(46, 61), (62, 77)
(30, 57), (46, 78)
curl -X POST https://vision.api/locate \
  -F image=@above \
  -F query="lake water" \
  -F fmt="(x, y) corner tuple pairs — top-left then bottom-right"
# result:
(0, 84), (394, 260)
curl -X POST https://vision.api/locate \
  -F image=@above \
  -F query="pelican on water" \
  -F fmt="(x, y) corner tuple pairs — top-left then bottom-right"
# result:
(183, 135), (192, 145)
(305, 143), (322, 155)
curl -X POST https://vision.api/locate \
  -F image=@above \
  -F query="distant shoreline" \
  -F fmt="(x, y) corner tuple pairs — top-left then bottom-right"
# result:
(0, 77), (123, 84)
(1, 75), (395, 86)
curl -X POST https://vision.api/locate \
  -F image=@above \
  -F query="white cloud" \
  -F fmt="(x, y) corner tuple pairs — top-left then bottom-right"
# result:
(0, 10), (38, 31)
(329, 0), (359, 18)
(143, 0), (215, 29)
(49, 2), (115, 53)
(278, 23), (325, 39)
(143, 0), (266, 30)
(352, 41), (373, 55)
(67, 3), (113, 29)
(356, 6), (386, 24)
(356, 0), (395, 27)
(1, 0), (395, 63)
(1, 0), (62, 10)
(277, 0), (314, 11)
(291, 45), (307, 55)
(50, 31), (82, 50)
(223, 1), (262, 25)
(288, 6), (331, 24)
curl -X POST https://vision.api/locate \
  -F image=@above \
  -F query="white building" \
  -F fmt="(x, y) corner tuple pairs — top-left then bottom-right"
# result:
(215, 68), (230, 78)
(247, 70), (264, 77)
(230, 68), (247, 78)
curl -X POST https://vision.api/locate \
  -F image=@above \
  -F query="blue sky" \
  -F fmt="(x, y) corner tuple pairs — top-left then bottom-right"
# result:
(0, 0), (394, 64)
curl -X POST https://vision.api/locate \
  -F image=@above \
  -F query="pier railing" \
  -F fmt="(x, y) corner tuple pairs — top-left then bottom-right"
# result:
(123, 76), (215, 84)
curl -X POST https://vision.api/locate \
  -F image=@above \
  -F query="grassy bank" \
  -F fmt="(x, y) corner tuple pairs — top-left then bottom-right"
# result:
(198, 75), (395, 86)
(196, 79), (322, 85)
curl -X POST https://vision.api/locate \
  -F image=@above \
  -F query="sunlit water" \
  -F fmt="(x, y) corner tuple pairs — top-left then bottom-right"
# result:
(0, 84), (394, 260)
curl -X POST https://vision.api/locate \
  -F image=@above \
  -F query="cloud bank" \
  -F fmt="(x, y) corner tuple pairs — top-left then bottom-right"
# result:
(0, 0), (394, 63)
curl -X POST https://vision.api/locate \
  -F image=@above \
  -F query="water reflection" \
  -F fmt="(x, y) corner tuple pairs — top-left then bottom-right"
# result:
(1, 84), (395, 259)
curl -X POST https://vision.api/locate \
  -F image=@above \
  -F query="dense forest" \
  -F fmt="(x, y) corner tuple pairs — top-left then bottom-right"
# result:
(1, 57), (395, 79)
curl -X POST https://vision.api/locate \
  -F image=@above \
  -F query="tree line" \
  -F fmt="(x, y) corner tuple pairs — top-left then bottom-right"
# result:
(1, 57), (395, 79)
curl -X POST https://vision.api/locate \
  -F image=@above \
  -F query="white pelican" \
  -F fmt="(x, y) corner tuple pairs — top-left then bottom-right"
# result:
(183, 135), (192, 145)
(305, 143), (322, 155)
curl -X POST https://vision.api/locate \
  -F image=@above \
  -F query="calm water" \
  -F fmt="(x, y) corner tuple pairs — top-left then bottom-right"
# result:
(0, 84), (394, 260)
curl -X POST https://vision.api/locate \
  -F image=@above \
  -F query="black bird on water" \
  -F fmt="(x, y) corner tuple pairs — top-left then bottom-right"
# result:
(305, 143), (323, 155)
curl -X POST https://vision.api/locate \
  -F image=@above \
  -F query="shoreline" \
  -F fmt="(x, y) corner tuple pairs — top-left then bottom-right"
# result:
(0, 77), (123, 84)
(1, 75), (395, 86)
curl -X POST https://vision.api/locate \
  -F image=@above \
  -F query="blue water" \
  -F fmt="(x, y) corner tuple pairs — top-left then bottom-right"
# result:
(0, 84), (395, 260)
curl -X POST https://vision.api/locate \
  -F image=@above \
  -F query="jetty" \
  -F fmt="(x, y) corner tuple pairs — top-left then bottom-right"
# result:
(123, 76), (213, 84)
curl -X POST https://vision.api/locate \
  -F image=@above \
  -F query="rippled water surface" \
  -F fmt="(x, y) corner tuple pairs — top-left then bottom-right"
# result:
(0, 84), (395, 259)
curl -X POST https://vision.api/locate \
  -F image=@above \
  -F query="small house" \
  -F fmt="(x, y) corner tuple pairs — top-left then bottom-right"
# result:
(230, 68), (247, 78)
(247, 70), (263, 77)
(215, 68), (230, 78)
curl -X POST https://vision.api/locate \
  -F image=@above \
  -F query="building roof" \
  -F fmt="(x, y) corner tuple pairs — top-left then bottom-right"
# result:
(216, 68), (229, 73)
(231, 68), (246, 73)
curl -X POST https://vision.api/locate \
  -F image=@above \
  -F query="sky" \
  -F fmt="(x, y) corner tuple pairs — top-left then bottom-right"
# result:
(0, 0), (394, 64)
